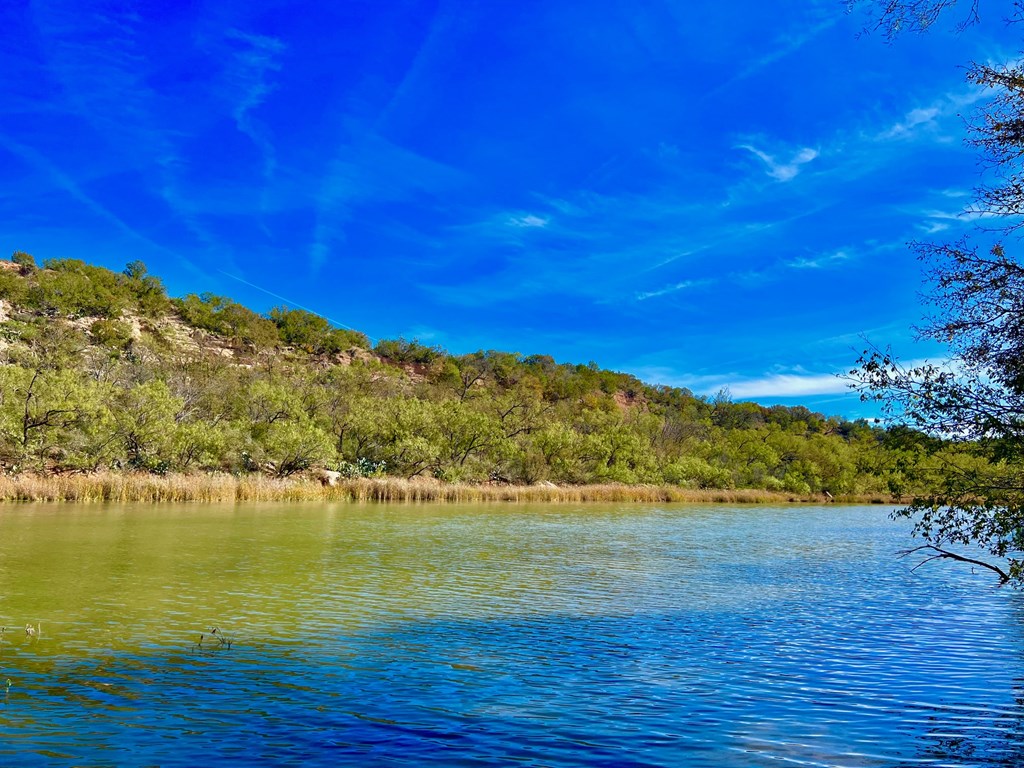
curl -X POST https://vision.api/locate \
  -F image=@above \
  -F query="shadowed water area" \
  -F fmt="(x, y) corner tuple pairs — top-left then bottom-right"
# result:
(0, 503), (1022, 766)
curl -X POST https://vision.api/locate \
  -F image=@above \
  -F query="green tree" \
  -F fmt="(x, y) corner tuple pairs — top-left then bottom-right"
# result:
(374, 337), (444, 365)
(11, 250), (37, 275)
(31, 259), (131, 318)
(248, 420), (334, 476)
(0, 264), (28, 304)
(433, 401), (504, 481)
(122, 260), (171, 316)
(0, 367), (84, 469)
(174, 294), (279, 350)
(109, 380), (182, 471)
(269, 306), (348, 354)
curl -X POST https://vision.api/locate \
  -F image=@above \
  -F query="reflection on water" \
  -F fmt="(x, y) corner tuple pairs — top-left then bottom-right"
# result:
(0, 503), (1022, 766)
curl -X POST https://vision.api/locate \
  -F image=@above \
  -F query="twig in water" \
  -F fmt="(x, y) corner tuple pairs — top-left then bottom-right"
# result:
(209, 627), (232, 649)
(190, 626), (233, 652)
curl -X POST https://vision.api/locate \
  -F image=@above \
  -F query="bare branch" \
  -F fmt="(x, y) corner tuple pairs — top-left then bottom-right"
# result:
(899, 543), (1011, 583)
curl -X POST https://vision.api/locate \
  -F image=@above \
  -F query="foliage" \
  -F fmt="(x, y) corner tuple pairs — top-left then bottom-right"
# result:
(90, 319), (134, 350)
(174, 293), (280, 349)
(32, 259), (131, 318)
(852, 2), (1024, 584)
(0, 250), (922, 503)
(11, 250), (37, 275)
(0, 268), (28, 304)
(122, 260), (171, 316)
(269, 306), (368, 354)
(374, 337), (444, 365)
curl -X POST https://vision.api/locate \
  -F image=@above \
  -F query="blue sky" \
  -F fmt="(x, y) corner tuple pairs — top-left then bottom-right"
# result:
(1, 0), (1016, 417)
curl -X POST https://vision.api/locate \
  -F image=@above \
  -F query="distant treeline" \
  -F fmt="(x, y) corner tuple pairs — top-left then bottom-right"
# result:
(0, 251), (951, 495)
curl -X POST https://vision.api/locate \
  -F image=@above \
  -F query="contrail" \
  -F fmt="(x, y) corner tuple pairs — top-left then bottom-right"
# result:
(217, 269), (376, 343)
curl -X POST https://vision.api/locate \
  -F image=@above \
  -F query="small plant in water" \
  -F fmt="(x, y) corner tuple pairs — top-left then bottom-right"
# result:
(191, 626), (233, 652)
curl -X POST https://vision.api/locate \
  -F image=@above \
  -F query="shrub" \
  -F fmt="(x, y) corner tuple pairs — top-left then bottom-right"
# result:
(0, 268), (27, 305)
(31, 259), (129, 318)
(11, 250), (37, 275)
(89, 318), (134, 349)
(374, 337), (444, 364)
(174, 293), (280, 350)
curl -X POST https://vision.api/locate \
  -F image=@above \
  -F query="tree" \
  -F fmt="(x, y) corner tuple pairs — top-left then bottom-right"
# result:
(32, 259), (131, 318)
(853, 1), (1024, 584)
(373, 337), (444, 365)
(847, 0), (1020, 38)
(11, 250), (37, 275)
(122, 260), (170, 316)
(269, 306), (349, 354)
(175, 292), (278, 348)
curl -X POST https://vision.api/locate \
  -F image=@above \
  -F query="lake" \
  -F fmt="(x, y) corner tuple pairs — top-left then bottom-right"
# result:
(0, 503), (1021, 766)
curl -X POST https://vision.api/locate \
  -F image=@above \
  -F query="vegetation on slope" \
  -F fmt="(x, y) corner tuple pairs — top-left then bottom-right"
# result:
(0, 251), (934, 497)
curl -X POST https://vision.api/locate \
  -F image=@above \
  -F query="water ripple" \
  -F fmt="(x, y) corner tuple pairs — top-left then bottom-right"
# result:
(1, 504), (1023, 766)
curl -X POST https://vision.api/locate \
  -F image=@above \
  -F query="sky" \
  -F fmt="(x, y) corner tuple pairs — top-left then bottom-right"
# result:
(1, 0), (1019, 418)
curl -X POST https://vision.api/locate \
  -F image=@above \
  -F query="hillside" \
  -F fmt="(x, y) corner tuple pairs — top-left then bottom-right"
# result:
(0, 251), (920, 496)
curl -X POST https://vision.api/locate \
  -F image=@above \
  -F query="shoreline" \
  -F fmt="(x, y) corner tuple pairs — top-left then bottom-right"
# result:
(0, 472), (901, 505)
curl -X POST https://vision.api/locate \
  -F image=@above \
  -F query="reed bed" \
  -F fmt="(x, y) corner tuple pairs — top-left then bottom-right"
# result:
(0, 472), (896, 505)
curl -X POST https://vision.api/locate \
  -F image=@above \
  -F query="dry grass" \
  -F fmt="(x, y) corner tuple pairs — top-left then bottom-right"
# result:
(0, 472), (899, 505)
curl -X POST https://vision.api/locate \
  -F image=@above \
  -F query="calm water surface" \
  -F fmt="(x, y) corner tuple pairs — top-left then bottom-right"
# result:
(0, 503), (1022, 766)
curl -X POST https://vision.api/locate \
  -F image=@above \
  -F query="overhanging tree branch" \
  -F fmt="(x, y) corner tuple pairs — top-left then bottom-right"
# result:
(899, 543), (1011, 583)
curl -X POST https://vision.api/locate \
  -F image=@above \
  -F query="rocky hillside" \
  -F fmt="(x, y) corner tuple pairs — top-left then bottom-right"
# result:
(0, 251), (916, 495)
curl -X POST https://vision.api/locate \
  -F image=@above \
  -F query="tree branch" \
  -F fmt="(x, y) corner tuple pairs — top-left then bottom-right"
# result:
(899, 543), (1010, 583)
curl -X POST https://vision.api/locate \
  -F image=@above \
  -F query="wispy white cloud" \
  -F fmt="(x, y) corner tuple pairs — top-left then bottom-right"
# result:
(440, 210), (555, 251)
(923, 207), (988, 221)
(0, 137), (187, 261)
(707, 16), (838, 97)
(877, 106), (941, 140)
(374, 1), (453, 129)
(786, 249), (851, 269)
(920, 207), (993, 226)
(31, 2), (226, 256)
(310, 130), (466, 270)
(507, 213), (549, 228)
(738, 143), (819, 182)
(917, 220), (951, 234)
(726, 372), (849, 398)
(635, 279), (712, 301)
(909, 188), (1005, 235)
(875, 87), (989, 142)
(648, 368), (850, 399)
(222, 29), (285, 219)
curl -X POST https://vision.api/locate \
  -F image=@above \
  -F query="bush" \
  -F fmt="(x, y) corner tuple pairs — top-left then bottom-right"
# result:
(174, 293), (280, 350)
(11, 250), (37, 275)
(374, 337), (444, 364)
(337, 457), (387, 478)
(663, 456), (733, 489)
(0, 268), (27, 305)
(89, 318), (134, 349)
(31, 259), (129, 318)
(122, 260), (170, 316)
(269, 307), (367, 354)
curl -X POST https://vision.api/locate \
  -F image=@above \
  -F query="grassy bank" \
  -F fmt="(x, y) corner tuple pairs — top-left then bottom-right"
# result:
(0, 472), (896, 505)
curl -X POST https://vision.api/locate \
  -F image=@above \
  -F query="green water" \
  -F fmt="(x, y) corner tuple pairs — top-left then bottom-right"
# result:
(1, 503), (1022, 766)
